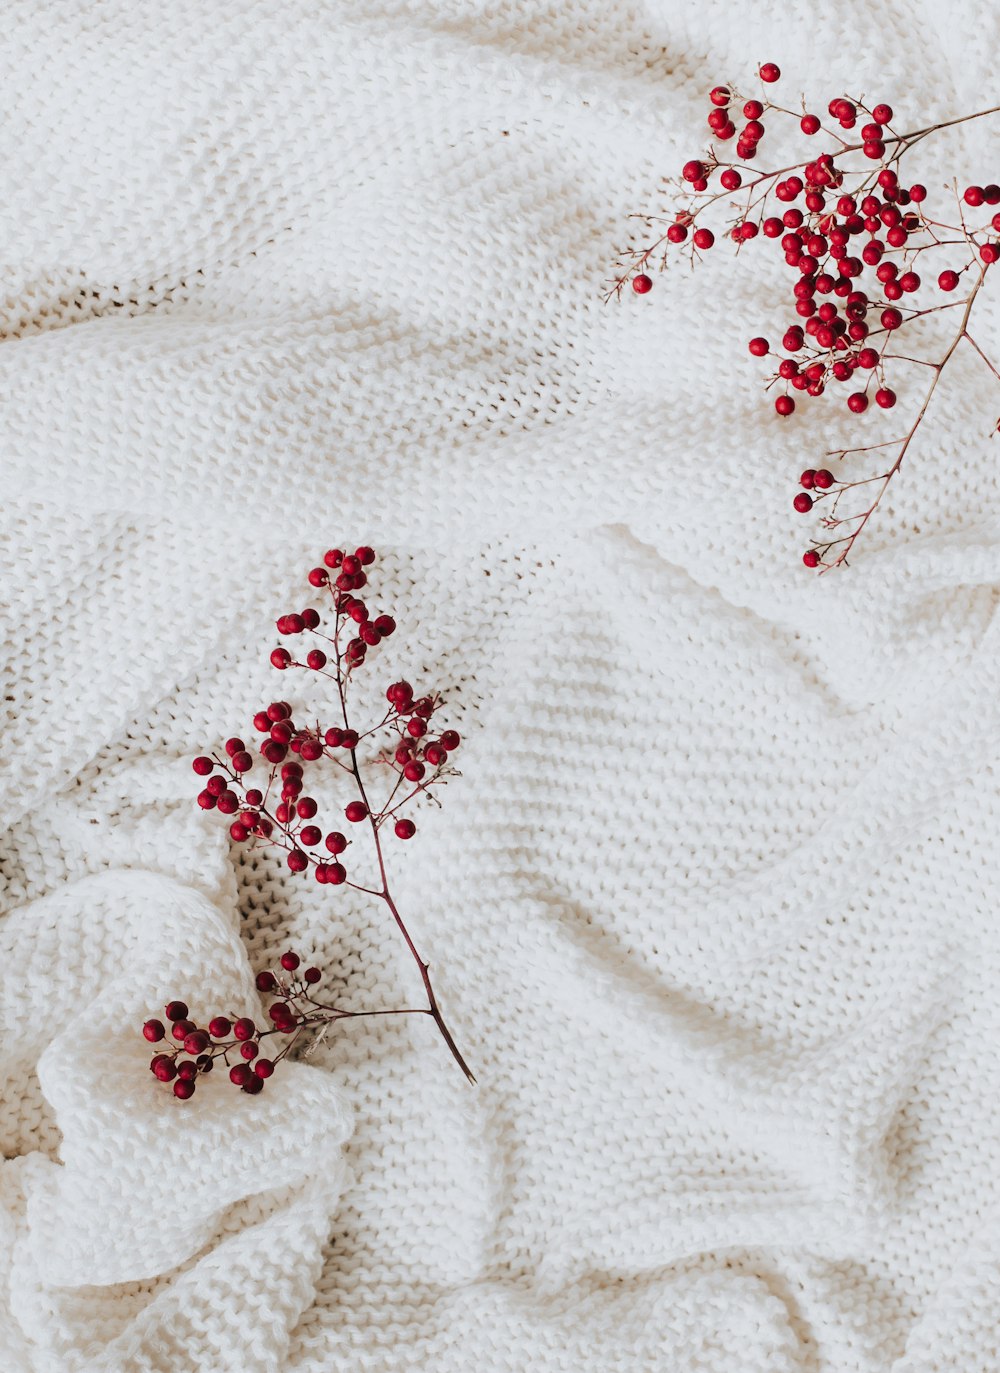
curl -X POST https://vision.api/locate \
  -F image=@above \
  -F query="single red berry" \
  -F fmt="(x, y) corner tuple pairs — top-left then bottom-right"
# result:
(374, 615), (396, 637)
(631, 273), (652, 294)
(229, 1064), (252, 1087)
(197, 789), (217, 810)
(775, 396), (795, 417)
(748, 337), (769, 357)
(184, 1030), (209, 1055)
(814, 469), (834, 490)
(667, 223), (688, 244)
(299, 825), (322, 847)
(224, 738), (243, 757)
(280, 950), (301, 971)
(325, 831), (348, 854)
(938, 270), (960, 291)
(899, 271), (920, 293)
(306, 649), (327, 670)
(693, 228), (715, 249)
(424, 743), (446, 766)
(233, 1017), (256, 1041)
(404, 761), (425, 782)
(800, 470), (816, 489)
(270, 648), (291, 670)
(964, 185), (985, 207)
(395, 819), (416, 840)
(240, 1040), (259, 1060)
(986, 186), (1000, 206)
(345, 801), (368, 823)
(793, 492), (813, 513)
(254, 1058), (275, 1079)
(152, 1055), (177, 1081)
(143, 1019), (166, 1042)
(441, 730), (461, 751)
(173, 1079), (196, 1099)
(759, 62), (780, 82)
(206, 1016), (231, 1039)
(308, 567), (328, 587)
(243, 1075), (265, 1095)
(324, 862), (348, 885)
(165, 1001), (189, 1022)
(171, 1018), (196, 1041)
(909, 183), (927, 203)
(800, 114), (820, 135)
(323, 548), (344, 568)
(230, 820), (250, 843)
(847, 392), (869, 413)
(192, 756), (213, 776)
(720, 169), (742, 191)
(231, 751), (253, 774)
(980, 243), (1000, 264)
(709, 86), (730, 107)
(682, 160), (705, 182)
(304, 967), (322, 984)
(802, 550), (820, 568)
(881, 308), (902, 331)
(287, 849), (308, 873)
(256, 970), (277, 993)
(875, 388), (896, 408)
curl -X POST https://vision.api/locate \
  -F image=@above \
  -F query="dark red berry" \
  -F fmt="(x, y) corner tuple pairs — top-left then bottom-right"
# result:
(632, 273), (652, 294)
(793, 492), (813, 513)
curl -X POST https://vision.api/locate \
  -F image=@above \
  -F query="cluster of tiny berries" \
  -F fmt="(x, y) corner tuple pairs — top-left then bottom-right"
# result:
(146, 545), (475, 1093)
(144, 953), (342, 1099)
(617, 64), (1000, 569)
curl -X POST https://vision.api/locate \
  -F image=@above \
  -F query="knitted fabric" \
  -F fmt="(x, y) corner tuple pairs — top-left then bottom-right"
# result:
(1, 1), (999, 1370)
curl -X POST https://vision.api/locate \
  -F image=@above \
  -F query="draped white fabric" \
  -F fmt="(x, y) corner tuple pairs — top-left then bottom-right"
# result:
(1, 2), (999, 1369)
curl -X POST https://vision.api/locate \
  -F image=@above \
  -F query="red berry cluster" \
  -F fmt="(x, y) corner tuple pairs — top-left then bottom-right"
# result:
(155, 546), (476, 1089)
(143, 954), (400, 1099)
(614, 66), (1000, 569)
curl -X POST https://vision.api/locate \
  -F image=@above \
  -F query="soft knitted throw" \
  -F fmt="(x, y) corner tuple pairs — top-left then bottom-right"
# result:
(2, 2), (999, 1370)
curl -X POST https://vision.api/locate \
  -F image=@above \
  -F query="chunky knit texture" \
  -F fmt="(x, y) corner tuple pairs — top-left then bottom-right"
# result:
(2, 2), (1000, 1370)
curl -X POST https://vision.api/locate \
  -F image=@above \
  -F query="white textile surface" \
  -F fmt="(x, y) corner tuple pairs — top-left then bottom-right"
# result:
(1, 2), (999, 1370)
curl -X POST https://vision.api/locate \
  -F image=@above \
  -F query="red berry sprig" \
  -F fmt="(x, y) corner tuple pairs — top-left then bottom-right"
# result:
(143, 955), (439, 1099)
(612, 64), (1000, 570)
(151, 546), (475, 1094)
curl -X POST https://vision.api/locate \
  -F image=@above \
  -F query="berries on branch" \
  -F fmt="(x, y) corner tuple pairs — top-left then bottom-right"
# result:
(611, 64), (1000, 570)
(151, 546), (476, 1097)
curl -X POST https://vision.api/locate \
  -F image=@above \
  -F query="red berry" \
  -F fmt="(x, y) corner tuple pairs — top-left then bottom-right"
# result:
(240, 1039), (259, 1060)
(229, 1064), (252, 1088)
(300, 825), (322, 847)
(270, 648), (291, 670)
(287, 849), (308, 872)
(440, 730), (461, 751)
(775, 396), (795, 417)
(306, 649), (327, 670)
(693, 228), (715, 249)
(631, 274), (652, 295)
(192, 756), (213, 776)
(256, 970), (277, 993)
(667, 224), (687, 244)
(800, 114), (820, 135)
(938, 270), (960, 291)
(793, 492), (813, 513)
(720, 169), (742, 191)
(143, 1019), (166, 1042)
(814, 469), (834, 490)
(280, 950), (300, 971)
(881, 308), (902, 331)
(682, 160), (705, 182)
(208, 1016), (232, 1039)
(151, 1055), (177, 1082)
(233, 1017), (256, 1041)
(173, 1079), (196, 1099)
(197, 790), (216, 810)
(374, 615), (396, 637)
(394, 819), (416, 840)
(802, 550), (820, 568)
(165, 1001), (189, 1022)
(709, 86), (730, 107)
(980, 243), (1000, 264)
(800, 469), (816, 489)
(899, 271), (920, 293)
(964, 186), (985, 207)
(345, 801), (368, 823)
(322, 862), (347, 885)
(872, 103), (893, 125)
(909, 184), (927, 203)
(304, 967), (322, 984)
(875, 388), (896, 408)
(847, 392), (868, 413)
(748, 337), (769, 357)
(184, 1030), (209, 1055)
(759, 62), (780, 83)
(253, 1058), (275, 1079)
(325, 831), (348, 854)
(171, 1018), (196, 1042)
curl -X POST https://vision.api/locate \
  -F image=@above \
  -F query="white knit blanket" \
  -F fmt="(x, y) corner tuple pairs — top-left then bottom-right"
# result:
(2, 3), (1000, 1370)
